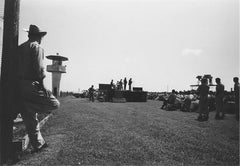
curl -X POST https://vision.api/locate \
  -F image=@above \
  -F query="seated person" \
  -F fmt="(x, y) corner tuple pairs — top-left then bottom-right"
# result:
(181, 95), (192, 112)
(189, 99), (199, 112)
(161, 90), (177, 110)
(180, 93), (196, 112)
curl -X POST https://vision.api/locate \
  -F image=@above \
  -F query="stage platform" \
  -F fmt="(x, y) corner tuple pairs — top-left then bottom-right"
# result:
(121, 90), (147, 102)
(98, 84), (147, 102)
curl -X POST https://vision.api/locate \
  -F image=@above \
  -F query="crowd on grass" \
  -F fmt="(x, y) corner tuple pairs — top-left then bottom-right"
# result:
(148, 77), (239, 122)
(65, 76), (239, 122)
(148, 90), (216, 112)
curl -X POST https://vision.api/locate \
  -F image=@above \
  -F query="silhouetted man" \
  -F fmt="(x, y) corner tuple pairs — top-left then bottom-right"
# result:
(128, 78), (132, 91)
(119, 79), (123, 91)
(233, 77), (239, 121)
(215, 78), (225, 120)
(124, 77), (127, 90)
(196, 78), (209, 121)
(88, 85), (95, 102)
(110, 79), (114, 89)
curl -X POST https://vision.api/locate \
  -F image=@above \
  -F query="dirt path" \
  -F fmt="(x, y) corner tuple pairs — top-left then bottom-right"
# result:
(16, 97), (239, 165)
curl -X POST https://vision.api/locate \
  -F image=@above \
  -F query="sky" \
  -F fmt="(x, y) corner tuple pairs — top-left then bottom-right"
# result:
(0, 0), (239, 92)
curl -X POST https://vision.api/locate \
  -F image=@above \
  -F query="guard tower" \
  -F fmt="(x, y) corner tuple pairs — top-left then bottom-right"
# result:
(46, 53), (68, 97)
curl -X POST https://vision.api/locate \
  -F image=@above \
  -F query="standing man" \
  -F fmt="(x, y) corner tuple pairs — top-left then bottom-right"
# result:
(128, 78), (132, 91)
(88, 85), (95, 102)
(123, 77), (127, 90)
(215, 78), (225, 119)
(17, 25), (60, 153)
(119, 79), (123, 91)
(110, 79), (114, 89)
(233, 77), (239, 121)
(196, 78), (209, 121)
(161, 89), (177, 110)
(109, 80), (114, 102)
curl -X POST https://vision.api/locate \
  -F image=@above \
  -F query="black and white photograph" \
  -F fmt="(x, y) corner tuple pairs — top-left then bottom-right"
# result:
(0, 0), (239, 165)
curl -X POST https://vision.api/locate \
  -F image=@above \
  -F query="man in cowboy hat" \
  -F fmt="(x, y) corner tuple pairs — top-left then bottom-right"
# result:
(16, 25), (60, 153)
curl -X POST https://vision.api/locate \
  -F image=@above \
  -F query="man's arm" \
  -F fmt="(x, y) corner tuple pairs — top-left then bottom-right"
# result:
(31, 43), (46, 84)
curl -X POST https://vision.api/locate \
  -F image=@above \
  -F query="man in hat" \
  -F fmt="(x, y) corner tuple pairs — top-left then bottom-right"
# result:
(16, 25), (60, 153)
(215, 78), (225, 120)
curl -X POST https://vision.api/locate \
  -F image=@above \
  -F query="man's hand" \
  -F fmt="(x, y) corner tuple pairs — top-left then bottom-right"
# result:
(33, 81), (50, 97)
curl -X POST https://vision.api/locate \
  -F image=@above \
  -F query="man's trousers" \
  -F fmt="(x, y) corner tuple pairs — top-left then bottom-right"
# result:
(18, 80), (60, 150)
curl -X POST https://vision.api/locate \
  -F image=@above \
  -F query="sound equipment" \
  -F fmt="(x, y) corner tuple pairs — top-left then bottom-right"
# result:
(133, 87), (143, 92)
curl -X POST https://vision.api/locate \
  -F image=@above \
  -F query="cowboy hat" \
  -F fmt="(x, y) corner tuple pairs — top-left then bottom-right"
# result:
(25, 24), (47, 36)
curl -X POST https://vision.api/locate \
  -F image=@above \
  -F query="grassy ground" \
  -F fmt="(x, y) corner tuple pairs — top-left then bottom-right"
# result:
(16, 97), (239, 166)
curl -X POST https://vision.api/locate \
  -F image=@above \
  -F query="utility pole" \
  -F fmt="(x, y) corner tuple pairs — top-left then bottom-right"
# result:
(0, 0), (20, 164)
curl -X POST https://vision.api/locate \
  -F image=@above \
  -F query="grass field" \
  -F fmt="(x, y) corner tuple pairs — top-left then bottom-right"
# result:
(17, 97), (239, 166)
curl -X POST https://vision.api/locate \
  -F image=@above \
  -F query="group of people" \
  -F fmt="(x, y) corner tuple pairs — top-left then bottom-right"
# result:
(110, 77), (132, 91)
(196, 77), (239, 122)
(88, 78), (134, 103)
(160, 77), (239, 122)
(5, 24), (238, 164)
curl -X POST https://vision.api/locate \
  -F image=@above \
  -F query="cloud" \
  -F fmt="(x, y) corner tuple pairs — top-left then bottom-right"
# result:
(181, 48), (203, 57)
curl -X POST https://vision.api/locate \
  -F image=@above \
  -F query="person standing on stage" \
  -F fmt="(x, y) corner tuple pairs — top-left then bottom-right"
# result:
(123, 77), (127, 90)
(119, 79), (123, 91)
(128, 78), (132, 91)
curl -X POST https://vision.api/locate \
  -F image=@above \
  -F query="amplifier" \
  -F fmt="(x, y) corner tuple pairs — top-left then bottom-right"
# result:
(133, 87), (143, 92)
(99, 84), (111, 90)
